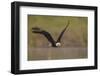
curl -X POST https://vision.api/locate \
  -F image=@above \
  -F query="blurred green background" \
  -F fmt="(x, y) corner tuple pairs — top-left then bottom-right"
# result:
(28, 15), (88, 48)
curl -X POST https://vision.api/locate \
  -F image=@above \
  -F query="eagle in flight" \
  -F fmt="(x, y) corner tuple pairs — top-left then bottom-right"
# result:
(32, 21), (70, 47)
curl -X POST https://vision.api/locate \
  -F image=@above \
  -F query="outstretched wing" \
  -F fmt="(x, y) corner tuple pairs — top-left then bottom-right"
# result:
(32, 27), (56, 47)
(56, 21), (70, 42)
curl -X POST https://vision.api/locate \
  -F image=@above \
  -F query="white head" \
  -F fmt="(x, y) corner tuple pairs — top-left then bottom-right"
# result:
(56, 42), (61, 47)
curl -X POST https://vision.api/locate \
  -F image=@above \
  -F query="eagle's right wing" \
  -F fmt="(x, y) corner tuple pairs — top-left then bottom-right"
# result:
(32, 27), (56, 47)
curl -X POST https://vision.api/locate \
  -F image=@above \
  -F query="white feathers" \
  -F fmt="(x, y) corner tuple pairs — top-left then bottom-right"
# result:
(48, 42), (61, 47)
(56, 42), (61, 47)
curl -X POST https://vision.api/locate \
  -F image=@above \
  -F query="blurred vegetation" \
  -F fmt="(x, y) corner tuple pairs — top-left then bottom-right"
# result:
(28, 15), (88, 48)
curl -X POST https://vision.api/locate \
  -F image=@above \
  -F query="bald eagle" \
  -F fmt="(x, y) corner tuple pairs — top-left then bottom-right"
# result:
(32, 21), (70, 47)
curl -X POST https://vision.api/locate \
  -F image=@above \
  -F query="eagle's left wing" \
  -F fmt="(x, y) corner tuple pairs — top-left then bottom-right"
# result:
(56, 21), (70, 43)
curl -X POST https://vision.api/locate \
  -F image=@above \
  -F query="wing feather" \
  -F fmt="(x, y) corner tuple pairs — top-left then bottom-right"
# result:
(56, 21), (70, 42)
(41, 31), (56, 46)
(32, 27), (56, 47)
